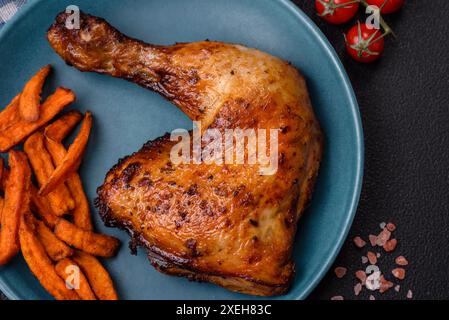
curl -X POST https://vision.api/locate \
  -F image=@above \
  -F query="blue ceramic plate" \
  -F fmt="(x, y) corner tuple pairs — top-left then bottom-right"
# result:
(0, 0), (363, 300)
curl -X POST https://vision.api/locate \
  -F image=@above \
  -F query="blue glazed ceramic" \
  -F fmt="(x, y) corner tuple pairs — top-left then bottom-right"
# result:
(0, 0), (363, 300)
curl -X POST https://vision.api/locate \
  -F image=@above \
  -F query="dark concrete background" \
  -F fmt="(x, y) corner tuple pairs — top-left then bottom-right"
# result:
(1, 0), (449, 300)
(293, 0), (449, 300)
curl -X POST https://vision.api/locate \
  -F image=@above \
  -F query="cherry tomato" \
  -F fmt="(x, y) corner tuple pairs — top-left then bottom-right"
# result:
(315, 0), (360, 25)
(345, 22), (385, 63)
(365, 0), (405, 14)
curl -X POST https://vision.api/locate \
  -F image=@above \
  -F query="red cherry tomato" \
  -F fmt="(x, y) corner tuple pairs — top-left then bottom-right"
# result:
(345, 23), (385, 63)
(365, 0), (405, 14)
(315, 0), (360, 24)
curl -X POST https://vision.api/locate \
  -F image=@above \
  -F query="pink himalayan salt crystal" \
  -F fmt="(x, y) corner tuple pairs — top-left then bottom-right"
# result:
(334, 267), (347, 279)
(354, 283), (362, 296)
(376, 229), (391, 246)
(395, 255), (408, 266)
(369, 235), (378, 246)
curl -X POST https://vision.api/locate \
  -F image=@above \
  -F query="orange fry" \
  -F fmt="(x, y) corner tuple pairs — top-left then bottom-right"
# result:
(0, 94), (21, 132)
(72, 251), (118, 300)
(30, 184), (59, 228)
(24, 132), (75, 216)
(40, 112), (92, 196)
(35, 218), (74, 261)
(19, 212), (80, 300)
(45, 137), (93, 230)
(0, 197), (4, 227)
(54, 218), (119, 258)
(0, 87), (75, 152)
(0, 158), (4, 187)
(19, 65), (51, 122)
(0, 151), (31, 265)
(44, 110), (83, 142)
(1, 169), (58, 228)
(55, 258), (97, 300)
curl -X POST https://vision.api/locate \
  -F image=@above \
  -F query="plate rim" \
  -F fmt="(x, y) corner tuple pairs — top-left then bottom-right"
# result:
(0, 0), (364, 300)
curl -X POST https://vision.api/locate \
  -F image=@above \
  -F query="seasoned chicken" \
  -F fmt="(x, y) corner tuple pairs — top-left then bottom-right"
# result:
(47, 12), (323, 296)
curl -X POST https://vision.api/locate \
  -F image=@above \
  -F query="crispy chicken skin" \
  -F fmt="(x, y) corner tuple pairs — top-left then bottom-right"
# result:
(47, 12), (323, 296)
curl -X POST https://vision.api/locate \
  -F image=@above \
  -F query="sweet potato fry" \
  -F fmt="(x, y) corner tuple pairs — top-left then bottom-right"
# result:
(72, 251), (118, 300)
(0, 158), (4, 187)
(19, 212), (80, 300)
(0, 94), (21, 132)
(30, 184), (59, 228)
(24, 132), (75, 216)
(55, 258), (97, 300)
(0, 151), (31, 265)
(45, 137), (93, 230)
(19, 65), (51, 122)
(54, 218), (119, 257)
(40, 112), (92, 196)
(35, 218), (74, 261)
(44, 110), (83, 142)
(0, 197), (4, 227)
(0, 87), (75, 152)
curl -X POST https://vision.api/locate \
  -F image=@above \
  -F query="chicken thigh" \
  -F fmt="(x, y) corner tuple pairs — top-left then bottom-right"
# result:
(47, 11), (323, 296)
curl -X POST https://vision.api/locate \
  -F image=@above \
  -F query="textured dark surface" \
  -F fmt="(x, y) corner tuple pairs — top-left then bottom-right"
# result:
(293, 0), (449, 300)
(1, 0), (449, 300)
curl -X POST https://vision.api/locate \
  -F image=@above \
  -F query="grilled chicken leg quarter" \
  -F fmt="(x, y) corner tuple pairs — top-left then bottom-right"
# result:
(47, 12), (323, 296)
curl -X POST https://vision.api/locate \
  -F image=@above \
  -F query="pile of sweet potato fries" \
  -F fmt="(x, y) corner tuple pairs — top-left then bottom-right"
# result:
(0, 65), (120, 300)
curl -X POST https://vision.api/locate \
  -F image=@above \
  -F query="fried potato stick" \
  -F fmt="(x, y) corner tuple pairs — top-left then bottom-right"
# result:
(30, 184), (59, 228)
(0, 151), (31, 265)
(19, 65), (51, 122)
(24, 132), (75, 216)
(45, 137), (93, 230)
(19, 212), (80, 300)
(55, 258), (97, 300)
(0, 167), (57, 227)
(44, 110), (83, 142)
(72, 251), (118, 300)
(0, 197), (4, 227)
(0, 87), (75, 152)
(0, 158), (4, 188)
(40, 112), (92, 196)
(54, 218), (119, 258)
(0, 94), (21, 132)
(35, 218), (74, 261)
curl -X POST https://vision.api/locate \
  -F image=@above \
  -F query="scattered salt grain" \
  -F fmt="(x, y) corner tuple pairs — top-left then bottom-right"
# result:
(407, 290), (413, 299)
(367, 251), (377, 265)
(379, 276), (394, 293)
(369, 295), (376, 300)
(379, 222), (386, 230)
(369, 235), (378, 247)
(383, 239), (398, 252)
(353, 236), (366, 248)
(355, 270), (367, 284)
(392, 268), (406, 280)
(376, 253), (381, 258)
(334, 267), (347, 279)
(395, 285), (400, 292)
(386, 222), (396, 232)
(361, 256), (368, 264)
(331, 295), (344, 300)
(395, 255), (408, 266)
(354, 283), (362, 296)
(376, 229), (391, 246)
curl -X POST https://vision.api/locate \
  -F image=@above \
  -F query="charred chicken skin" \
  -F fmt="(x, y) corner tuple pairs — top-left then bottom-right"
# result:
(47, 11), (323, 296)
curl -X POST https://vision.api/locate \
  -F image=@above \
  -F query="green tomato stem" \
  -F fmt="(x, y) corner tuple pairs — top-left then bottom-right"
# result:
(360, 0), (396, 38)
